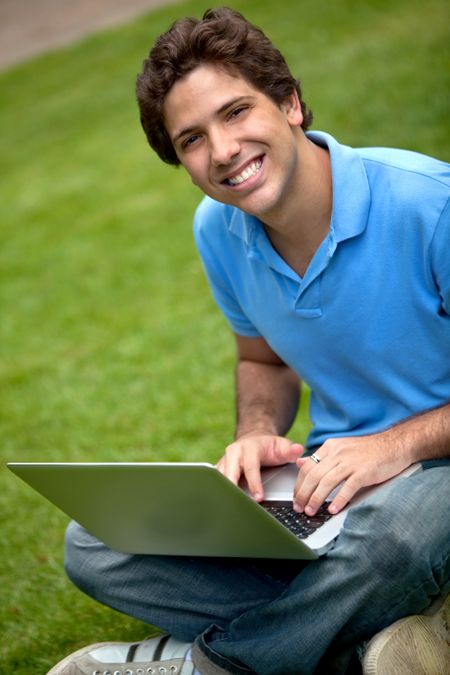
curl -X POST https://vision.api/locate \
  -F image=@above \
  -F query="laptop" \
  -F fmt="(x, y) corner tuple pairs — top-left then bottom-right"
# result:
(7, 461), (421, 560)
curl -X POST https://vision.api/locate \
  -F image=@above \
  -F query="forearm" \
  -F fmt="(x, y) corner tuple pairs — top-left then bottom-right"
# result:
(235, 359), (301, 439)
(381, 402), (450, 463)
(217, 357), (302, 497)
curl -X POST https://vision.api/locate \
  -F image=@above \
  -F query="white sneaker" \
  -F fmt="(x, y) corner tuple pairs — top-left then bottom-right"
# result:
(362, 595), (450, 675)
(47, 634), (195, 675)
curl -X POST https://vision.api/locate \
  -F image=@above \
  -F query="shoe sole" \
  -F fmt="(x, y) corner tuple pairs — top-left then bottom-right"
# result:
(46, 641), (132, 675)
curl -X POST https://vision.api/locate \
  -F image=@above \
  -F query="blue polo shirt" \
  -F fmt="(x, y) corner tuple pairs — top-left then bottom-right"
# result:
(193, 131), (450, 449)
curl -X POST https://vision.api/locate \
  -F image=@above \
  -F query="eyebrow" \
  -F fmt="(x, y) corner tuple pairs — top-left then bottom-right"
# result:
(172, 96), (253, 145)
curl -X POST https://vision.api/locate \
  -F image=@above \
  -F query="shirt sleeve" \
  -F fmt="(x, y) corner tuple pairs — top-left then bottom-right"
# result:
(193, 200), (261, 337)
(430, 194), (450, 316)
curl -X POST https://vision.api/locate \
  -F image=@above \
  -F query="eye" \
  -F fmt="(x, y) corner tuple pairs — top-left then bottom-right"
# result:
(182, 134), (201, 149)
(229, 105), (249, 120)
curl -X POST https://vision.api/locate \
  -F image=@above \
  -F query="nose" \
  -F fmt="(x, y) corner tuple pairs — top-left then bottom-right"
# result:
(209, 127), (240, 167)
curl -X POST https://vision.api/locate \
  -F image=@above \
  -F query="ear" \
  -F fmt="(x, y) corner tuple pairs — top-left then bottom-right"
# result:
(281, 90), (303, 127)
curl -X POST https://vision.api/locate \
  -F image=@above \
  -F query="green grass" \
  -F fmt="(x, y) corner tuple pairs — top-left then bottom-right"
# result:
(1, 0), (449, 671)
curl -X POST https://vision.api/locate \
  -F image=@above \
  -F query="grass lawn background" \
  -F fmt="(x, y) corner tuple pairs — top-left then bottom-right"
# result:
(1, 0), (449, 671)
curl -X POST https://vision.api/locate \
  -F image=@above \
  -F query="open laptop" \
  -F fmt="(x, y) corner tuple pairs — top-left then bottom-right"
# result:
(7, 461), (421, 560)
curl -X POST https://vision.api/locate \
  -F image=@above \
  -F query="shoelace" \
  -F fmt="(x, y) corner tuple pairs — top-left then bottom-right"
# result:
(92, 667), (179, 675)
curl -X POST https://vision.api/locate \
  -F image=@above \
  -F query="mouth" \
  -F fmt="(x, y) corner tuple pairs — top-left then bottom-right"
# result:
(222, 156), (264, 187)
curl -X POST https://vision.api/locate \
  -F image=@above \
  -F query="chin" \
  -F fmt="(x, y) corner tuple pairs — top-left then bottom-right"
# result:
(239, 192), (280, 220)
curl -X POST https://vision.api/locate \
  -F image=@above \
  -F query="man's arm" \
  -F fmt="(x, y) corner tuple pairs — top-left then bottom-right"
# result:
(216, 334), (304, 501)
(294, 402), (450, 516)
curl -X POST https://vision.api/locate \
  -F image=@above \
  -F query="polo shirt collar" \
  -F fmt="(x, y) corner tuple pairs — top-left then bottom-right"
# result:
(308, 131), (370, 244)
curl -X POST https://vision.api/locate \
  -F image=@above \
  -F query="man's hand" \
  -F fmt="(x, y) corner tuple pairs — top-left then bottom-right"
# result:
(293, 402), (450, 516)
(220, 334), (303, 501)
(217, 434), (304, 501)
(293, 432), (410, 516)
(294, 403), (450, 515)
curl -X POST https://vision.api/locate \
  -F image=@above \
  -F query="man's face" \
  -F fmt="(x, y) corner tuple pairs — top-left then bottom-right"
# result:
(163, 64), (304, 222)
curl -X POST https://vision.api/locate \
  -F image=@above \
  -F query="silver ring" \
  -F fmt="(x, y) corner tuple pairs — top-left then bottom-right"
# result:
(310, 453), (321, 464)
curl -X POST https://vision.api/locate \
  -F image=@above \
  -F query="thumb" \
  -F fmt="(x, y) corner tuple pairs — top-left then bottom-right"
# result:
(286, 442), (305, 462)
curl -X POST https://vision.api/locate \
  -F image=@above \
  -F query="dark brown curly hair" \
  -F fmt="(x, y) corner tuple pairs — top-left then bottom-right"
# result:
(136, 7), (313, 165)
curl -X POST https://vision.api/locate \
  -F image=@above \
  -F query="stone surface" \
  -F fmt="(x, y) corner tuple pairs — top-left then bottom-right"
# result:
(0, 0), (180, 70)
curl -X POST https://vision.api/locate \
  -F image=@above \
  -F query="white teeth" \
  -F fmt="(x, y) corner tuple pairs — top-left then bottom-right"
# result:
(227, 159), (262, 186)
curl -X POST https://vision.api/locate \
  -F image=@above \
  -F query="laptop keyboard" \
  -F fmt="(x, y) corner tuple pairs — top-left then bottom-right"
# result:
(261, 501), (333, 539)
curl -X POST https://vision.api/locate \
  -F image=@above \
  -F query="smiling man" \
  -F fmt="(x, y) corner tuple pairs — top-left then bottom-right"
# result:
(51, 7), (450, 675)
(164, 63), (332, 281)
(163, 65), (324, 228)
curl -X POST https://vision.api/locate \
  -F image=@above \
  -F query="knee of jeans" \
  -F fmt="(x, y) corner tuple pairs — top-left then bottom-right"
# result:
(343, 479), (450, 586)
(64, 520), (106, 596)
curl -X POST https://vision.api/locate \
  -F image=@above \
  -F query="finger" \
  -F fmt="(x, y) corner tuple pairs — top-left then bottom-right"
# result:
(242, 462), (264, 501)
(296, 456), (315, 472)
(293, 465), (323, 512)
(294, 462), (345, 514)
(292, 458), (310, 504)
(217, 449), (243, 486)
(296, 457), (308, 467)
(327, 477), (361, 514)
(294, 452), (326, 492)
(296, 450), (324, 471)
(304, 477), (339, 515)
(216, 456), (226, 473)
(224, 457), (245, 486)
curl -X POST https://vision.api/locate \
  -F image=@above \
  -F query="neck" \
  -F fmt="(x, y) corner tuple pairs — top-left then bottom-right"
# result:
(264, 135), (333, 277)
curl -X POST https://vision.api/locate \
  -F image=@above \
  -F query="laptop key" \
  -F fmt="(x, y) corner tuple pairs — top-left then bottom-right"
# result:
(261, 501), (333, 539)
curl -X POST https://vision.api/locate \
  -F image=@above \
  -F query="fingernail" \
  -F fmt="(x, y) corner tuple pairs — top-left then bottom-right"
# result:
(305, 505), (315, 516)
(293, 503), (302, 513)
(253, 492), (263, 502)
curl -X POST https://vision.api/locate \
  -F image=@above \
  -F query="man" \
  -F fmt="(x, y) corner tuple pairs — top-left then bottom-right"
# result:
(50, 8), (450, 675)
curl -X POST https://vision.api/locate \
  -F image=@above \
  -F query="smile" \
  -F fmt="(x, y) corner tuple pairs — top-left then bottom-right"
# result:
(224, 157), (263, 186)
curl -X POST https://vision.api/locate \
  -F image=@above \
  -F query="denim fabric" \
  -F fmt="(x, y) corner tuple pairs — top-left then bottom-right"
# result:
(65, 462), (450, 675)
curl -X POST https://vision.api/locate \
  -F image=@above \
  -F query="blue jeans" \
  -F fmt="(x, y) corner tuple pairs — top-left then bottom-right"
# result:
(64, 462), (450, 674)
